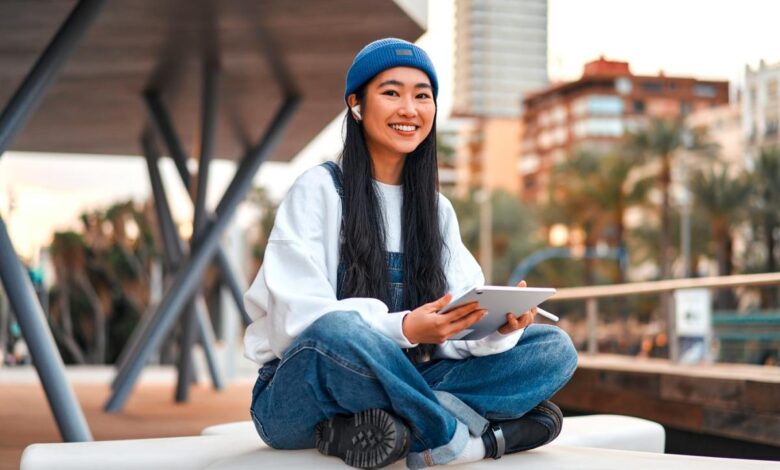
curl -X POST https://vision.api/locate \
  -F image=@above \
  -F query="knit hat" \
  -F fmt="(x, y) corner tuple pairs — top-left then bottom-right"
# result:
(344, 38), (438, 104)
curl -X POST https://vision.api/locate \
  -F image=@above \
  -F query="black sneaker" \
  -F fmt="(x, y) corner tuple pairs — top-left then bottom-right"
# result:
(315, 408), (410, 469)
(482, 400), (563, 459)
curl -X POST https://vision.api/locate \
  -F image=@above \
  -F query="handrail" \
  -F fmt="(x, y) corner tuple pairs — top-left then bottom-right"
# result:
(542, 272), (780, 360)
(548, 272), (780, 301)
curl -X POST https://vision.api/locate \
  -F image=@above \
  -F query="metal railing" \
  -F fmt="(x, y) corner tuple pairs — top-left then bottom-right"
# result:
(546, 272), (780, 361)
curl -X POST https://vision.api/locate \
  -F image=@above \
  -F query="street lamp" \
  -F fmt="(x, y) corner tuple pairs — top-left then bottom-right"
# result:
(680, 127), (694, 278)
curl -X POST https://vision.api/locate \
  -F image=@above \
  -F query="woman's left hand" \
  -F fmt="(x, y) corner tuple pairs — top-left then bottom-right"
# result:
(497, 280), (537, 334)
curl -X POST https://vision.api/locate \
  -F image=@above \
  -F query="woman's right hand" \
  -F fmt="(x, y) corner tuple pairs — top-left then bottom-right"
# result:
(402, 293), (487, 344)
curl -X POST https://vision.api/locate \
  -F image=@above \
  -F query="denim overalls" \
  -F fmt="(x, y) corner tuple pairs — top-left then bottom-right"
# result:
(321, 160), (432, 364)
(248, 162), (579, 468)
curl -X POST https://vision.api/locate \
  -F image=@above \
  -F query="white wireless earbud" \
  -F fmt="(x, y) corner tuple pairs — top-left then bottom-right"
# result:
(350, 105), (362, 121)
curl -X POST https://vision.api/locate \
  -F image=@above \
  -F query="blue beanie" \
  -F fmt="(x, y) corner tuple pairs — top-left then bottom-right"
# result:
(344, 38), (438, 104)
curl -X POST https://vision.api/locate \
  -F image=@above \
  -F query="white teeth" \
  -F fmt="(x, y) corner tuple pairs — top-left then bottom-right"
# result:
(390, 124), (416, 132)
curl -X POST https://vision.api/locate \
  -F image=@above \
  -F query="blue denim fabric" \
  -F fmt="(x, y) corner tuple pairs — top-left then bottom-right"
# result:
(249, 311), (578, 468)
(337, 252), (405, 310)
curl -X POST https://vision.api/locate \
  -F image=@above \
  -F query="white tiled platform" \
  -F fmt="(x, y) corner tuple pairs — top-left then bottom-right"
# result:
(21, 414), (780, 469)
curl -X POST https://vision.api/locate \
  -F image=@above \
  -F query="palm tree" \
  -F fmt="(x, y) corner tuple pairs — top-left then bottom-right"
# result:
(751, 147), (780, 307)
(48, 200), (163, 364)
(49, 231), (89, 364)
(448, 189), (541, 285)
(549, 149), (653, 283)
(690, 164), (751, 308)
(626, 119), (716, 279)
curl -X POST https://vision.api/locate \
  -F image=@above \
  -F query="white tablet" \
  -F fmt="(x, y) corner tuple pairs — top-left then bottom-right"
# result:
(439, 286), (557, 340)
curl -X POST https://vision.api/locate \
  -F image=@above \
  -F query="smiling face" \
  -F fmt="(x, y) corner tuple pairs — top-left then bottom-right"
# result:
(348, 66), (436, 160)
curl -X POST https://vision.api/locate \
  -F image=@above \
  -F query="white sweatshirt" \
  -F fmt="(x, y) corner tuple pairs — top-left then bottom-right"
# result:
(243, 164), (524, 365)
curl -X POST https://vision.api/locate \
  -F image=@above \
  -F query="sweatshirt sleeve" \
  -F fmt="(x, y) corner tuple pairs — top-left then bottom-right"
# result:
(244, 169), (417, 361)
(432, 195), (525, 360)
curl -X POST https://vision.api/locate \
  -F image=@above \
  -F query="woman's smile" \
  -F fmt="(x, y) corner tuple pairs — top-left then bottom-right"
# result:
(389, 122), (420, 136)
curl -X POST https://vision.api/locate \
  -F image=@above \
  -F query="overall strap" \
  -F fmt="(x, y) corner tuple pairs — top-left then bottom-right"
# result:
(320, 161), (345, 204)
(321, 161), (347, 299)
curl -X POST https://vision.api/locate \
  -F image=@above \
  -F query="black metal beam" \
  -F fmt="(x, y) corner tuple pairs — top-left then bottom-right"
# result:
(144, 91), (251, 326)
(0, 0), (106, 156)
(143, 92), (192, 192)
(176, 61), (219, 402)
(0, 0), (107, 442)
(112, 131), (224, 394)
(106, 95), (299, 412)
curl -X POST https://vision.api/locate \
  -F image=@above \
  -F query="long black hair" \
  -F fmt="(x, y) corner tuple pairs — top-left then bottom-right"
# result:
(339, 85), (448, 355)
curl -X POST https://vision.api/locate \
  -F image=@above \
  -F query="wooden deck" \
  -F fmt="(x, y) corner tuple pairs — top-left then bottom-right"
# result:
(0, 368), (254, 470)
(553, 354), (780, 449)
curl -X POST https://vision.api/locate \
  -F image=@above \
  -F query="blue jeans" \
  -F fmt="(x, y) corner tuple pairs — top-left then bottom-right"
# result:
(249, 311), (578, 468)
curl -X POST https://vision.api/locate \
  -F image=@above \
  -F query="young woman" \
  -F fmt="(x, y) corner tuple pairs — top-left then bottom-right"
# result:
(244, 38), (578, 469)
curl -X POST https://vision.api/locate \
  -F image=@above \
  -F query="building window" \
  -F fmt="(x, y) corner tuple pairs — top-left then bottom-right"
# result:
(615, 77), (632, 95)
(633, 100), (645, 113)
(641, 82), (662, 93)
(694, 84), (716, 97)
(572, 96), (623, 117)
(766, 120), (779, 137)
(768, 80), (779, 100)
(586, 95), (623, 115)
(680, 102), (691, 116)
(574, 118), (625, 137)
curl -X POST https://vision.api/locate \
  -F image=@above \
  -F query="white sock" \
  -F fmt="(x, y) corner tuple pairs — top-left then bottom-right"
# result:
(447, 435), (485, 465)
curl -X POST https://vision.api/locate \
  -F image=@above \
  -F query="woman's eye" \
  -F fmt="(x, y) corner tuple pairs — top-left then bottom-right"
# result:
(382, 90), (399, 97)
(416, 93), (431, 100)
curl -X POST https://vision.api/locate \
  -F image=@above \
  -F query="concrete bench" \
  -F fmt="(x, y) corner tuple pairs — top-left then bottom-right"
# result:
(24, 414), (780, 469)
(201, 414), (666, 454)
(20, 435), (779, 469)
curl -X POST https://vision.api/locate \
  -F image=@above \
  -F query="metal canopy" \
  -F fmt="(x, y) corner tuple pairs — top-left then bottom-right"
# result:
(0, 0), (423, 161)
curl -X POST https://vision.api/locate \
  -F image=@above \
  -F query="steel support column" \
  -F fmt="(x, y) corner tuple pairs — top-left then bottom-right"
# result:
(112, 132), (224, 393)
(0, 219), (93, 441)
(106, 95), (299, 412)
(176, 61), (218, 402)
(144, 92), (251, 326)
(0, 0), (106, 442)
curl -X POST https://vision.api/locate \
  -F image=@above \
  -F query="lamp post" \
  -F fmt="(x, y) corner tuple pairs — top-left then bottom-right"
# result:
(477, 188), (492, 284)
(680, 127), (694, 278)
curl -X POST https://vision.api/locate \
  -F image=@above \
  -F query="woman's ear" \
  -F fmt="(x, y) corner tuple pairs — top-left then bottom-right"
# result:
(351, 105), (362, 121)
(347, 94), (362, 122)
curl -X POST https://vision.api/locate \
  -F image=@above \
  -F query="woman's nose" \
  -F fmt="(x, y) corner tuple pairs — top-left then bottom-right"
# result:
(397, 96), (417, 117)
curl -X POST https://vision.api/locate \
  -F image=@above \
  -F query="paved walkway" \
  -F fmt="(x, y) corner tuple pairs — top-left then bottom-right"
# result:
(0, 367), (255, 470)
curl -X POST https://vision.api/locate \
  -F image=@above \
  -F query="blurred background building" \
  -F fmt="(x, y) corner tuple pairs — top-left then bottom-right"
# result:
(453, 0), (548, 118)
(743, 60), (780, 156)
(519, 58), (728, 202)
(449, 0), (548, 196)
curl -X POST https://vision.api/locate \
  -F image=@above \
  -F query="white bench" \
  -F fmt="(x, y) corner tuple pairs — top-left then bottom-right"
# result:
(201, 414), (666, 454)
(21, 415), (777, 469)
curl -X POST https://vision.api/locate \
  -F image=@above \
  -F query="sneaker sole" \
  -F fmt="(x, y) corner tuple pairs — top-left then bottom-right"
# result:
(315, 408), (409, 469)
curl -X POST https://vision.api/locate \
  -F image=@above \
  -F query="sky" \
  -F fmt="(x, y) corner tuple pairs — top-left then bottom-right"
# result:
(2, 0), (780, 259)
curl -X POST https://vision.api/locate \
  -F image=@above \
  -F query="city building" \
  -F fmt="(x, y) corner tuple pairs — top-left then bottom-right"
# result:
(449, 0), (546, 196)
(453, 0), (548, 118)
(520, 57), (729, 202)
(685, 102), (745, 174)
(438, 117), (522, 197)
(743, 59), (780, 156)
